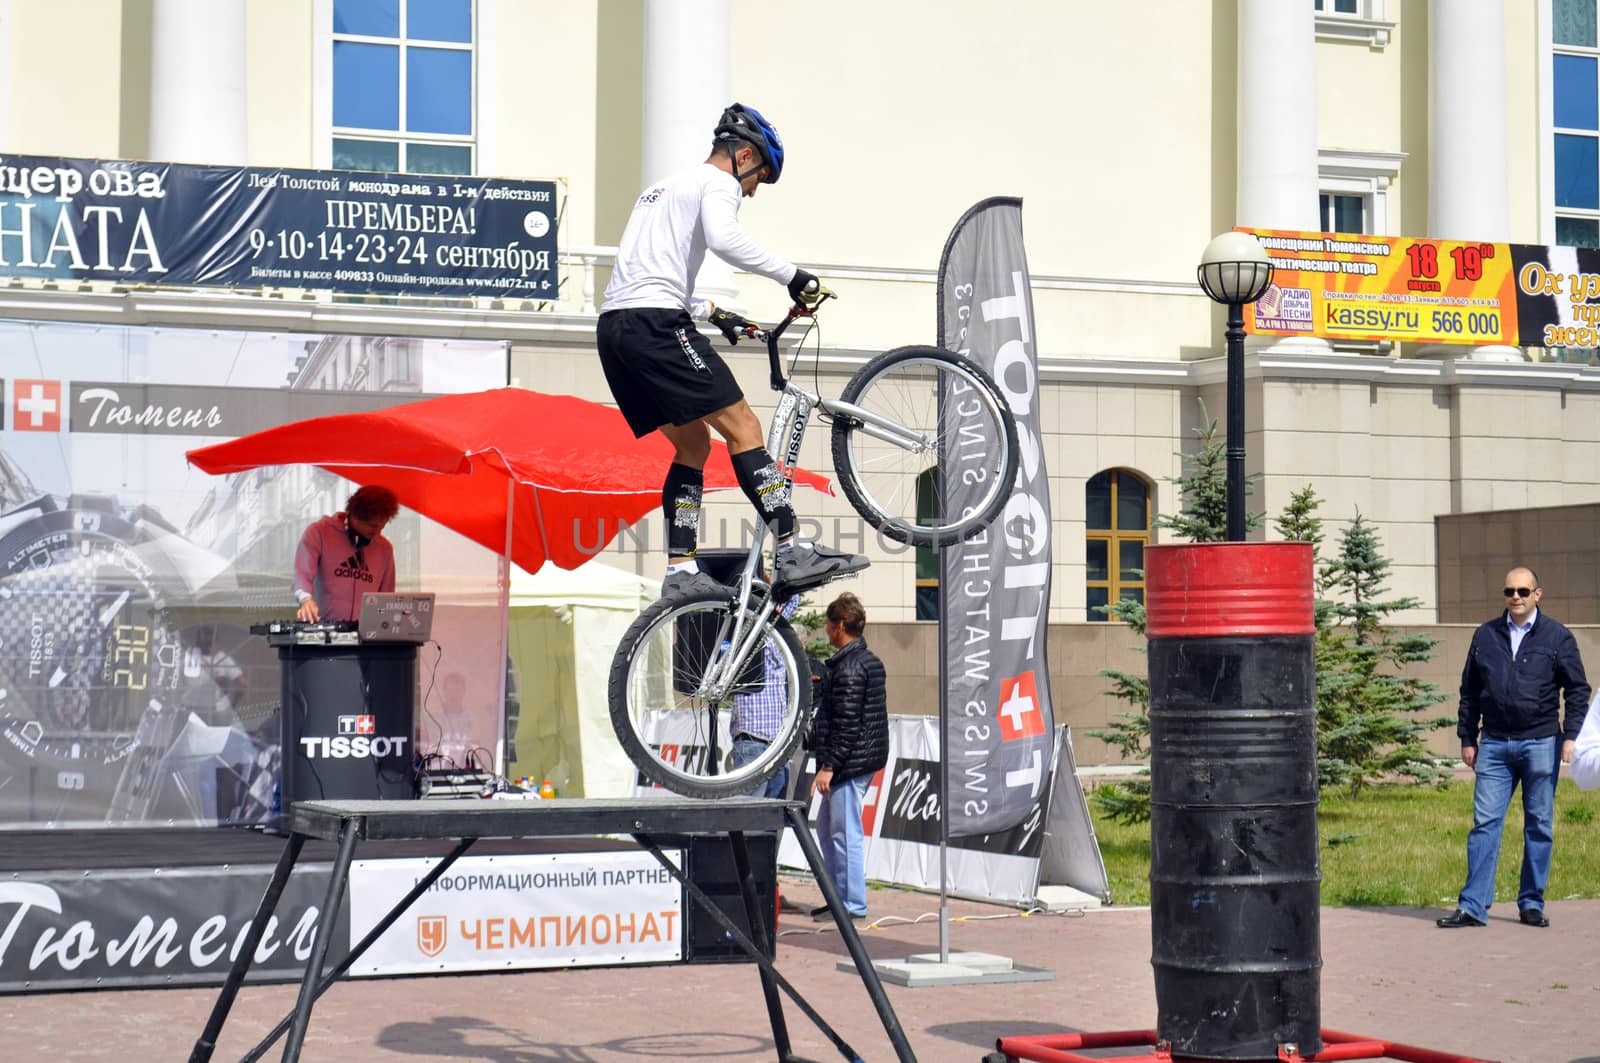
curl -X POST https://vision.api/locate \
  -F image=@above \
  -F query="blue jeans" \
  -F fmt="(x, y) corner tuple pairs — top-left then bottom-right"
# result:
(730, 736), (789, 799)
(1458, 735), (1559, 920)
(818, 774), (871, 917)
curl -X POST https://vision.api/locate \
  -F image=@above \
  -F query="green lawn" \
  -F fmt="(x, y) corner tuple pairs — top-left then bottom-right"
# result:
(1090, 778), (1600, 908)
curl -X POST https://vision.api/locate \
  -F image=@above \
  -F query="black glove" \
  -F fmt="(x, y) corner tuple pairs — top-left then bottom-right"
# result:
(709, 305), (755, 344)
(787, 268), (821, 305)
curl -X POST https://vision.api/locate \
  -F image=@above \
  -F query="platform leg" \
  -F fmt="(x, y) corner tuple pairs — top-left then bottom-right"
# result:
(786, 804), (916, 1063)
(729, 829), (794, 1061)
(280, 817), (361, 1062)
(188, 831), (306, 1063)
(239, 838), (478, 1063)
(634, 831), (863, 1062)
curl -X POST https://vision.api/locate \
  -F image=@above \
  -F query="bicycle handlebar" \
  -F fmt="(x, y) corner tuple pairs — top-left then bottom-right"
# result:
(751, 287), (835, 391)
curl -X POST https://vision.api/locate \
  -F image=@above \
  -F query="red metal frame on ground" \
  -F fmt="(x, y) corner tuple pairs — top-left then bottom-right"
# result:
(992, 1028), (1496, 1063)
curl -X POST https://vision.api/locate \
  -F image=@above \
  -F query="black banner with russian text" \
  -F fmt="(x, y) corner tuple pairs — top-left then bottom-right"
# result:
(0, 154), (558, 298)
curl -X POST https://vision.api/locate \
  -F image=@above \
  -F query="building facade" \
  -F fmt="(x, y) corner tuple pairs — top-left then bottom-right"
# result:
(0, 0), (1597, 628)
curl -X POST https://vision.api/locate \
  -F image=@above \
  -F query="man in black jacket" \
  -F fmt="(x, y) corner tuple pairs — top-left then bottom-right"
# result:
(808, 593), (889, 920)
(1437, 566), (1590, 930)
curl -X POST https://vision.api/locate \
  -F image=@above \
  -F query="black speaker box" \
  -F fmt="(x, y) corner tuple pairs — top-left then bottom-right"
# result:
(666, 831), (779, 964)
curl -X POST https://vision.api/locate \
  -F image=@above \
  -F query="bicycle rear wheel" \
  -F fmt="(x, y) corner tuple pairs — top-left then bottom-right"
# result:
(608, 589), (810, 799)
(831, 345), (1019, 547)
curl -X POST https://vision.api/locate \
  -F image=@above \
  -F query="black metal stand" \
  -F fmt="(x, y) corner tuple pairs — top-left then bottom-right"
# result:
(187, 797), (916, 1063)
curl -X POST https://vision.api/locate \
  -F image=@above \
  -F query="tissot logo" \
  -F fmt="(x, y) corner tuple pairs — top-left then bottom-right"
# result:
(299, 735), (408, 759)
(13, 380), (61, 431)
(337, 714), (376, 736)
(417, 915), (447, 957)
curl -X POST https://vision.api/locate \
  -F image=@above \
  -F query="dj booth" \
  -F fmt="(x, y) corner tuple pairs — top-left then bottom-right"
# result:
(260, 593), (437, 809)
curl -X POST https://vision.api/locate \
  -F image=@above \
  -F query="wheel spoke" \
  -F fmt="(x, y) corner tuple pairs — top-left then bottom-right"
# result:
(610, 591), (808, 798)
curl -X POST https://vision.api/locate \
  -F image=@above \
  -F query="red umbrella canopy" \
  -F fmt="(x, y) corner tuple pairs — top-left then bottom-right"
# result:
(186, 388), (831, 572)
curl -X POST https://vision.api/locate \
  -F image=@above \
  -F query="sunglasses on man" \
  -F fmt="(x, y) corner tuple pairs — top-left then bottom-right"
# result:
(1503, 586), (1536, 598)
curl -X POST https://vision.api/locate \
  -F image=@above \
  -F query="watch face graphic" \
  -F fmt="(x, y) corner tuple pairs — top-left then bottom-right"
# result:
(0, 506), (183, 734)
(0, 501), (192, 822)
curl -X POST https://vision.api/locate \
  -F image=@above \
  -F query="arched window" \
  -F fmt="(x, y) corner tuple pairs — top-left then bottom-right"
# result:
(1086, 469), (1151, 621)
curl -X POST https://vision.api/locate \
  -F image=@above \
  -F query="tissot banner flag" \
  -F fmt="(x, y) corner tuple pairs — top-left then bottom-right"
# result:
(936, 197), (1054, 837)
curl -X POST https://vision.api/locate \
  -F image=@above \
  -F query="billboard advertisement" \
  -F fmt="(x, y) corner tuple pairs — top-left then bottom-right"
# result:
(0, 153), (558, 298)
(0, 321), (505, 829)
(348, 851), (684, 976)
(1244, 227), (1600, 352)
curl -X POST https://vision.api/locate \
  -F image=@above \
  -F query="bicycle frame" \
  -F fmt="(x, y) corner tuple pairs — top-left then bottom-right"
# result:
(692, 294), (937, 705)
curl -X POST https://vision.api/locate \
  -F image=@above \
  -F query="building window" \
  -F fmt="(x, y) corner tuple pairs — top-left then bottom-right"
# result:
(1319, 193), (1365, 234)
(1556, 1), (1600, 245)
(1086, 469), (1151, 622)
(332, 0), (474, 175)
(1318, 149), (1404, 236)
(1313, 0), (1392, 47)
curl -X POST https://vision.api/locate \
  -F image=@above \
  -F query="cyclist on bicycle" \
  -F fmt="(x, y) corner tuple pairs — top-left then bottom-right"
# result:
(598, 102), (869, 598)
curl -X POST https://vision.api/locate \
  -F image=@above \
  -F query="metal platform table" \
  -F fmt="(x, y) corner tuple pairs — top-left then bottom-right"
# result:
(188, 796), (915, 1063)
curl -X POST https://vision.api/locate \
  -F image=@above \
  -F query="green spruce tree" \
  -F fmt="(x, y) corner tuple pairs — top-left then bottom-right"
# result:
(1315, 511), (1452, 792)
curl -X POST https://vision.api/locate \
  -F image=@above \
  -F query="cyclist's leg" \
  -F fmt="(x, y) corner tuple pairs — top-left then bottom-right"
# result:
(658, 421), (712, 565)
(701, 399), (798, 544)
(702, 399), (870, 587)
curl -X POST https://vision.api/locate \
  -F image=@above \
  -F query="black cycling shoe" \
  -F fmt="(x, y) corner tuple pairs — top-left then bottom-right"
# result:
(774, 540), (869, 590)
(662, 570), (727, 599)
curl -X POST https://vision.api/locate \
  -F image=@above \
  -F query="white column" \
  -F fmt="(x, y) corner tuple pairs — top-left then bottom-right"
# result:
(641, 0), (739, 309)
(149, 0), (247, 164)
(1430, 0), (1521, 361)
(1237, 0), (1319, 231)
(1237, 0), (1327, 353)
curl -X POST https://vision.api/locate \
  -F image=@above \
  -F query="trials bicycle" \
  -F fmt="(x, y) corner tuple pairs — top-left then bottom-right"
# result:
(607, 289), (1020, 798)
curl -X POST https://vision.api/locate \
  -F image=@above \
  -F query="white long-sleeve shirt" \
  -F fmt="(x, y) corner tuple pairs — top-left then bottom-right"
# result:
(1573, 691), (1600, 790)
(601, 163), (796, 318)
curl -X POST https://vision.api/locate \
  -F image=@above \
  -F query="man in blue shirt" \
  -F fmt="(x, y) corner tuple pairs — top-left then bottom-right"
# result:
(729, 594), (799, 798)
(1437, 566), (1590, 929)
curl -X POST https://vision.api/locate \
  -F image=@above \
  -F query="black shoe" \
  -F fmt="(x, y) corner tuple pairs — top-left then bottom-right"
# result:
(811, 906), (866, 923)
(1435, 908), (1486, 928)
(775, 540), (870, 591)
(662, 569), (727, 599)
(1518, 907), (1549, 927)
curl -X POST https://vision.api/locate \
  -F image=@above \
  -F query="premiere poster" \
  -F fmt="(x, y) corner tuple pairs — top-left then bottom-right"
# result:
(0, 322), (505, 829)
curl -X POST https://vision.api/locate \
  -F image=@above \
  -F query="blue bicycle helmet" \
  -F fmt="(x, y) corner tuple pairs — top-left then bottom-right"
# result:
(714, 103), (784, 184)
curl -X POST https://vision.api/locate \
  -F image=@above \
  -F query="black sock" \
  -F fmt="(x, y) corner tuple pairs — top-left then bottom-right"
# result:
(663, 462), (703, 557)
(730, 447), (797, 540)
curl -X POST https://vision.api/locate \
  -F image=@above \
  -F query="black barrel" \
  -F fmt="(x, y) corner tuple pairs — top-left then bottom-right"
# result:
(1145, 543), (1321, 1060)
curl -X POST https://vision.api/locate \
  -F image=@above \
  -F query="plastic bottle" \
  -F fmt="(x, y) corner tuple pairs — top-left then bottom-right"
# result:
(539, 778), (556, 799)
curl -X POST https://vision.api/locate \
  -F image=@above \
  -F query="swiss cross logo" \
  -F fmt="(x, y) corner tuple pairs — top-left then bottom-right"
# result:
(337, 714), (376, 735)
(997, 671), (1046, 741)
(13, 380), (61, 431)
(417, 915), (447, 958)
(859, 765), (889, 836)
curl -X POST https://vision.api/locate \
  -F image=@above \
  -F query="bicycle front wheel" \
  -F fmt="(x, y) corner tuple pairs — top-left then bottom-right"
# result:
(832, 345), (1019, 547)
(608, 589), (811, 799)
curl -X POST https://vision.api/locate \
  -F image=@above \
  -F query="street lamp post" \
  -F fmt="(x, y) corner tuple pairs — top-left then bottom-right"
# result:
(1197, 232), (1275, 542)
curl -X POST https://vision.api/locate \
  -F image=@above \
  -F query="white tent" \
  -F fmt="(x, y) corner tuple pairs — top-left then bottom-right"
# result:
(503, 558), (657, 797)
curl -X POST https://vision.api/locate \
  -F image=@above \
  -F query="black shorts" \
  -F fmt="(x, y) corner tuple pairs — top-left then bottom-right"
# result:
(596, 308), (746, 438)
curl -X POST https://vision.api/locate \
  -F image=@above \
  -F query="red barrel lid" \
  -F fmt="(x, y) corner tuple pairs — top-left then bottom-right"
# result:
(1144, 542), (1314, 638)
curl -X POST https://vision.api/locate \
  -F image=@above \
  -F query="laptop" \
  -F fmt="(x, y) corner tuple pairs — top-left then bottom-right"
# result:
(358, 592), (436, 644)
